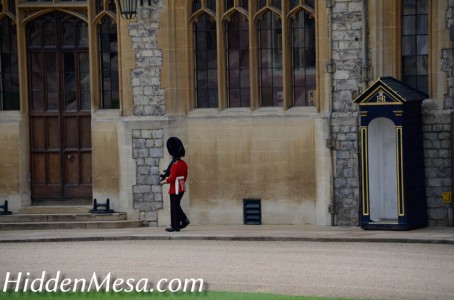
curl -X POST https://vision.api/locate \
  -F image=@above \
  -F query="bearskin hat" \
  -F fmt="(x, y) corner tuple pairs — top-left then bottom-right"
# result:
(166, 137), (185, 158)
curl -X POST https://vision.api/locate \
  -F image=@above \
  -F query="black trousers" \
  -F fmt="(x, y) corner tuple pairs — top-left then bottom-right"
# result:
(169, 193), (188, 229)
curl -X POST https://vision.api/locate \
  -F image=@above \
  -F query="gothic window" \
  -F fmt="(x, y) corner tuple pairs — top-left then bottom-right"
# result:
(192, 3), (218, 108)
(225, 10), (249, 107)
(189, 0), (317, 110)
(192, 0), (201, 13)
(225, 0), (234, 10)
(0, 2), (19, 110)
(290, 0), (315, 10)
(96, 1), (119, 109)
(290, 1), (316, 106)
(22, 0), (86, 2)
(207, 0), (216, 12)
(401, 0), (428, 94)
(257, 7), (282, 107)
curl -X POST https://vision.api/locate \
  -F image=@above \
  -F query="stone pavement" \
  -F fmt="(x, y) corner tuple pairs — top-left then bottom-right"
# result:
(0, 224), (454, 244)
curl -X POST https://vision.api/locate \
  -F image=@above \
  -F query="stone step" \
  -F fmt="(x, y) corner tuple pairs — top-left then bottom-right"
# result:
(0, 220), (144, 231)
(1, 205), (143, 231)
(19, 206), (92, 214)
(0, 213), (127, 223)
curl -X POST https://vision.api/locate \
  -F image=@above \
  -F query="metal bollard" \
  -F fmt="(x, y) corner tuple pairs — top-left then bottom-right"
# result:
(89, 198), (114, 214)
(0, 200), (13, 215)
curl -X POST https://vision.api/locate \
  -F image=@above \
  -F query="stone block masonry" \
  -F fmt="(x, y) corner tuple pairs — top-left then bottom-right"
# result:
(132, 129), (164, 226)
(129, 1), (166, 226)
(330, 0), (363, 226)
(422, 105), (452, 226)
(425, 1), (454, 226)
(129, 0), (165, 117)
(331, 113), (360, 226)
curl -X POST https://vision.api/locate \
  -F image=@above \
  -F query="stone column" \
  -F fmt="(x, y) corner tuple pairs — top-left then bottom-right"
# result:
(128, 1), (166, 226)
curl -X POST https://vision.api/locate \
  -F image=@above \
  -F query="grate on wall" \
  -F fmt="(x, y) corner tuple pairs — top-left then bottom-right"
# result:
(243, 198), (261, 225)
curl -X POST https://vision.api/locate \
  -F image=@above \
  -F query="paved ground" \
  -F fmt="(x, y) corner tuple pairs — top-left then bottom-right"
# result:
(1, 224), (454, 244)
(1, 239), (453, 300)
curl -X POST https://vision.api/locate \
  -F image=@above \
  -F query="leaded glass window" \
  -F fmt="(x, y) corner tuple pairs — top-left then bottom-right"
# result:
(191, 0), (318, 110)
(258, 10), (283, 107)
(225, 0), (234, 10)
(0, 16), (19, 110)
(401, 0), (428, 94)
(291, 0), (315, 9)
(194, 13), (218, 108)
(226, 12), (250, 107)
(291, 9), (316, 106)
(271, 0), (281, 9)
(207, 0), (216, 12)
(96, 0), (116, 14)
(98, 16), (119, 109)
(192, 0), (201, 13)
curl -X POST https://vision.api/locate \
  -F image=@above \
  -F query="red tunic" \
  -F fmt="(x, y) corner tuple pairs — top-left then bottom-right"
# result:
(165, 159), (188, 195)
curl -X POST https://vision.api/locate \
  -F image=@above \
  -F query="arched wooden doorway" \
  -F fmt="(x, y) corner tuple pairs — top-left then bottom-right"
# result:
(27, 11), (92, 202)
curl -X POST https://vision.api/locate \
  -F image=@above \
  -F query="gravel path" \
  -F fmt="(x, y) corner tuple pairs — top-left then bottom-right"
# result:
(1, 240), (453, 299)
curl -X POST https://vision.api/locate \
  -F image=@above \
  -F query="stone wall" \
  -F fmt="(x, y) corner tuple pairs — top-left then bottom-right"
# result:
(331, 114), (360, 226)
(131, 129), (164, 226)
(330, 0), (363, 225)
(129, 1), (165, 225)
(425, 0), (454, 226)
(129, 1), (165, 117)
(422, 105), (452, 226)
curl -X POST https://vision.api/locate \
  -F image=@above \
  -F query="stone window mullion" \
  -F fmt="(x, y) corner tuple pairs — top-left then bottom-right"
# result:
(216, 0), (226, 110)
(248, 0), (259, 110)
(281, 0), (291, 110)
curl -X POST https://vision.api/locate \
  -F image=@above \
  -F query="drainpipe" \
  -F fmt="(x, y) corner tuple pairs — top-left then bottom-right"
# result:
(326, 0), (337, 226)
(361, 0), (369, 91)
(357, 0), (369, 226)
(451, 111), (454, 227)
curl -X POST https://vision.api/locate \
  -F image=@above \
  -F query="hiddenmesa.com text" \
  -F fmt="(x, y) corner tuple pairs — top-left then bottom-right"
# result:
(3, 271), (205, 293)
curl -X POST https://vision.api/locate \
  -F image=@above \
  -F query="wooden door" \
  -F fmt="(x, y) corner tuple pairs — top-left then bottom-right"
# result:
(28, 12), (92, 201)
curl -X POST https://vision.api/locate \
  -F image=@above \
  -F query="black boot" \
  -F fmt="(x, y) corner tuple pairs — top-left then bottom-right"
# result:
(165, 227), (180, 232)
(180, 219), (190, 229)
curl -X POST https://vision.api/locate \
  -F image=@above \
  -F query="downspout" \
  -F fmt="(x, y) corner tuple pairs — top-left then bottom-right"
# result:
(358, 0), (369, 226)
(326, 0), (337, 226)
(451, 111), (454, 226)
(361, 0), (369, 91)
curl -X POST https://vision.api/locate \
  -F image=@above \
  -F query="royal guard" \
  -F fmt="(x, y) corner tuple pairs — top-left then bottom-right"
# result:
(160, 137), (190, 232)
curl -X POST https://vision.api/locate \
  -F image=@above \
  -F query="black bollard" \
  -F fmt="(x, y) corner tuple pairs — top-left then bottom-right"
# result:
(89, 198), (114, 214)
(0, 200), (13, 215)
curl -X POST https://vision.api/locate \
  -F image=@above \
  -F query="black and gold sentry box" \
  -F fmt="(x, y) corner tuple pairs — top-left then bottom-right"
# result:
(353, 77), (428, 230)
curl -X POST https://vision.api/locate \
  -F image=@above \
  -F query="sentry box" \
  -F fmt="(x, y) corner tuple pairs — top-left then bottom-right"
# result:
(353, 77), (428, 230)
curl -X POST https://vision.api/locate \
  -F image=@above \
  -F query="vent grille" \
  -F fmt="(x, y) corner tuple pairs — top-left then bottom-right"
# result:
(243, 199), (261, 225)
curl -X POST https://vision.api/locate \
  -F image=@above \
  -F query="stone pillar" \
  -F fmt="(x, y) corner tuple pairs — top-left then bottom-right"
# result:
(330, 0), (363, 225)
(128, 1), (166, 226)
(426, 1), (454, 226)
